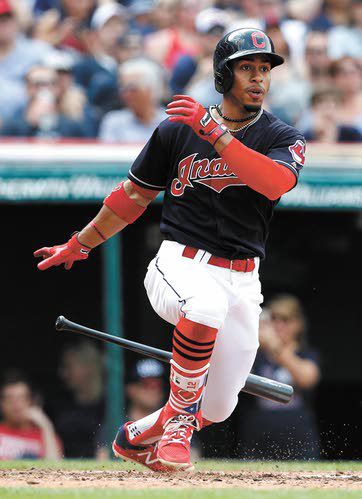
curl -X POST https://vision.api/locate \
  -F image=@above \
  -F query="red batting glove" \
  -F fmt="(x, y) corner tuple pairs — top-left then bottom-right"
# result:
(34, 233), (91, 271)
(166, 95), (228, 146)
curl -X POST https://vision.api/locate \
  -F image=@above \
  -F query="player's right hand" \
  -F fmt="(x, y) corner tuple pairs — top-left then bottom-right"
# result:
(166, 95), (228, 146)
(34, 233), (91, 271)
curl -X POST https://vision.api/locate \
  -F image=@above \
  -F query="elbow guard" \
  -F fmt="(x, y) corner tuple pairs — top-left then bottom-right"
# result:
(104, 182), (146, 223)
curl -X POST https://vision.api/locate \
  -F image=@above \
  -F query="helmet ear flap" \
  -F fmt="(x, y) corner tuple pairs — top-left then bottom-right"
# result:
(214, 61), (233, 94)
(214, 69), (224, 94)
(222, 63), (233, 94)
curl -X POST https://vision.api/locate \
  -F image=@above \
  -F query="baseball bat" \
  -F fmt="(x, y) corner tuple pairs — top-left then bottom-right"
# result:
(55, 316), (293, 404)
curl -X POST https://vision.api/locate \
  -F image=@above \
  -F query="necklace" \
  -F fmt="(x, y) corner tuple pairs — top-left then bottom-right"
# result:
(216, 104), (259, 123)
(211, 106), (262, 133)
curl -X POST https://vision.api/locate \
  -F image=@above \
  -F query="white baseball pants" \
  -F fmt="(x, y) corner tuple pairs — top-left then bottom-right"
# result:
(144, 241), (263, 423)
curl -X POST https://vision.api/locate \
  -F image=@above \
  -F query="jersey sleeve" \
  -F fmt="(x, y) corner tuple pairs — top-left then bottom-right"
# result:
(128, 125), (169, 191)
(266, 128), (306, 184)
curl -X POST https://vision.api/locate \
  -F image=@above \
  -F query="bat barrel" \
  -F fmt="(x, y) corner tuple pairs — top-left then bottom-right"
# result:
(243, 374), (293, 404)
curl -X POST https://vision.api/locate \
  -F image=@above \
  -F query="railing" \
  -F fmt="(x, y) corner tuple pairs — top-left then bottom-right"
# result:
(0, 141), (361, 208)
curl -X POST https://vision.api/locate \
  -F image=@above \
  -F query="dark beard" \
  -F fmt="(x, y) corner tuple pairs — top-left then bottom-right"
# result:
(244, 104), (262, 112)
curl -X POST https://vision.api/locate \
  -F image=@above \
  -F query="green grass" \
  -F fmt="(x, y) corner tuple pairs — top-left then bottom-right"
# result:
(0, 489), (361, 499)
(0, 459), (361, 472)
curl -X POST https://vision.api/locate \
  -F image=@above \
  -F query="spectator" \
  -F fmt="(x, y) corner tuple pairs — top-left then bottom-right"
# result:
(236, 0), (262, 18)
(239, 295), (321, 460)
(98, 57), (166, 143)
(9, 0), (34, 32)
(51, 341), (105, 458)
(144, 0), (201, 70)
(126, 359), (166, 422)
(329, 56), (362, 133)
(0, 371), (61, 460)
(1, 65), (87, 138)
(303, 88), (362, 142)
(309, 0), (352, 31)
(264, 25), (308, 124)
(302, 30), (332, 89)
(286, 0), (322, 24)
(327, 0), (362, 60)
(128, 0), (156, 36)
(44, 51), (98, 136)
(252, 0), (308, 65)
(117, 31), (143, 65)
(0, 0), (54, 123)
(170, 8), (229, 106)
(32, 0), (96, 54)
(73, 2), (128, 115)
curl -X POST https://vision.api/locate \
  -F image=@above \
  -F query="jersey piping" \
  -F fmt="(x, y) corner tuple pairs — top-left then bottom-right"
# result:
(129, 170), (166, 190)
(273, 159), (299, 177)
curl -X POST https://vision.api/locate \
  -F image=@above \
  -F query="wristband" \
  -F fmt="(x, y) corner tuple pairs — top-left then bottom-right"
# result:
(90, 221), (107, 241)
(104, 182), (146, 223)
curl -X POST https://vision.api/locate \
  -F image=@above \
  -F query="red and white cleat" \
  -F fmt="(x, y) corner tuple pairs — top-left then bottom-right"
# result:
(157, 415), (197, 471)
(113, 422), (169, 472)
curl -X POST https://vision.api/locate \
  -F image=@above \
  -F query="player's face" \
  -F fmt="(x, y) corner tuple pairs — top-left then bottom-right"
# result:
(230, 55), (271, 112)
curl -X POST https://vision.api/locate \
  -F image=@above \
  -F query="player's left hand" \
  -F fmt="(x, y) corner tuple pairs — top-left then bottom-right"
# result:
(166, 95), (228, 146)
(34, 233), (91, 271)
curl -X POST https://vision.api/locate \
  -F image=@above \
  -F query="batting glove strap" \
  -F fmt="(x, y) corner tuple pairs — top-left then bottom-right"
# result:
(199, 121), (229, 146)
(69, 232), (91, 253)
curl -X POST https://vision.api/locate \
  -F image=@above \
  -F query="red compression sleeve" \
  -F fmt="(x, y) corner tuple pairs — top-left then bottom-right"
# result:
(104, 181), (147, 223)
(219, 138), (296, 200)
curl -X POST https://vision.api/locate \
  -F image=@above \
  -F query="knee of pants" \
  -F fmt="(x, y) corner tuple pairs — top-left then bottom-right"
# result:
(201, 394), (239, 423)
(183, 288), (229, 330)
(202, 395), (238, 424)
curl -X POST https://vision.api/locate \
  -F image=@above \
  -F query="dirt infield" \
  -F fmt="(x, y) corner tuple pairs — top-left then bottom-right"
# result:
(0, 468), (361, 490)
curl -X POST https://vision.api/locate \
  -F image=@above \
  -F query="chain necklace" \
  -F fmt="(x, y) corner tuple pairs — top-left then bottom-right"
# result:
(211, 106), (262, 133)
(216, 104), (259, 123)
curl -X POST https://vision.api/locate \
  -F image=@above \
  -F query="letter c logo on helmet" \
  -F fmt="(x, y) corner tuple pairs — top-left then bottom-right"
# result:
(251, 31), (266, 49)
(213, 28), (284, 94)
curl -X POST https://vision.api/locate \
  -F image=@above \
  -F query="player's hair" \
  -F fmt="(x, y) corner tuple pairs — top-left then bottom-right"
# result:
(118, 57), (165, 102)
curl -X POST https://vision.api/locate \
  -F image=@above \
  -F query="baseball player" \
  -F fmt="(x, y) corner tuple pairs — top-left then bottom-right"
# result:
(34, 28), (306, 472)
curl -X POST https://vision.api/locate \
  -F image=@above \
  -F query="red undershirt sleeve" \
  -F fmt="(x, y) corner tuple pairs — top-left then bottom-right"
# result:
(218, 138), (298, 200)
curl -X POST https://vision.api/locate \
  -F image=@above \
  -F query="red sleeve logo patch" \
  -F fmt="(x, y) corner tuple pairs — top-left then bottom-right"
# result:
(289, 140), (306, 165)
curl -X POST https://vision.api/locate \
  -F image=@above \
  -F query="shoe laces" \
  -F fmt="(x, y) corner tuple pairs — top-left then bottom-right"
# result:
(164, 415), (196, 445)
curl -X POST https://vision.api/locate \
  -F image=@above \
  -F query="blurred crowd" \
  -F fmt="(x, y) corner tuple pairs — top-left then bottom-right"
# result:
(0, 0), (361, 142)
(0, 294), (320, 460)
(0, 344), (167, 460)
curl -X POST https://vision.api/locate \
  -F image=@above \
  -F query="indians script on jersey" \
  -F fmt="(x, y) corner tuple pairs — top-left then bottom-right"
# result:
(171, 153), (246, 196)
(128, 113), (306, 259)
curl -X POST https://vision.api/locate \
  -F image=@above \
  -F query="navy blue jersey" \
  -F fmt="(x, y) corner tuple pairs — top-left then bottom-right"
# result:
(128, 109), (306, 260)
